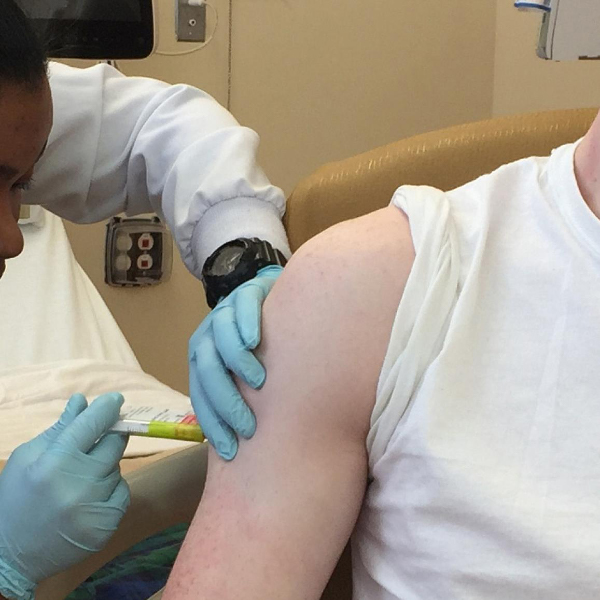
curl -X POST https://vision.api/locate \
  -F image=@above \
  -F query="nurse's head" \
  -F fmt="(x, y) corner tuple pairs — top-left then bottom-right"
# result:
(0, 0), (52, 278)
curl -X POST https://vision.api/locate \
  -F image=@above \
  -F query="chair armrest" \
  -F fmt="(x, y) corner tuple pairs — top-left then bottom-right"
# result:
(36, 444), (208, 600)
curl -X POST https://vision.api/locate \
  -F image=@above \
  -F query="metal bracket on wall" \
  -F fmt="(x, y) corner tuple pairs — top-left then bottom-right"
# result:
(176, 0), (207, 43)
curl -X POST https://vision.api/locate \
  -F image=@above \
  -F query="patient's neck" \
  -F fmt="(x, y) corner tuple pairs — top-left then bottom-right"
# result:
(574, 110), (600, 221)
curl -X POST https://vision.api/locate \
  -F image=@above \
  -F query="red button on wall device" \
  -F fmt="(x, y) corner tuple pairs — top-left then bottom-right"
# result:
(137, 254), (154, 270)
(138, 233), (154, 251)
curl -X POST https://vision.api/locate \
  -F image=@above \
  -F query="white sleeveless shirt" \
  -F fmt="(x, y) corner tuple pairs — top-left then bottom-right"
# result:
(352, 142), (600, 599)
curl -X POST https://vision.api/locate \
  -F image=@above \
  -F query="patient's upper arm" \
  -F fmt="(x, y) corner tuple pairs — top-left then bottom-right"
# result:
(163, 206), (414, 600)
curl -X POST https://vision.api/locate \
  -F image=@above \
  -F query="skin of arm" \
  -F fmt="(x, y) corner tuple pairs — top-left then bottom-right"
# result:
(163, 206), (415, 600)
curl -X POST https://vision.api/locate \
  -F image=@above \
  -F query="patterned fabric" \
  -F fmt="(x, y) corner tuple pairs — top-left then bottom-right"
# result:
(67, 524), (188, 600)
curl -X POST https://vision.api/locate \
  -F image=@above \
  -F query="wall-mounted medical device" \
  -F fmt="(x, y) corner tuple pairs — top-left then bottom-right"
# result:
(105, 217), (173, 287)
(516, 0), (600, 60)
(15, 0), (155, 59)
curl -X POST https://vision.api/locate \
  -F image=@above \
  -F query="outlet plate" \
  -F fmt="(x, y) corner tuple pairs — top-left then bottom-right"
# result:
(176, 1), (207, 43)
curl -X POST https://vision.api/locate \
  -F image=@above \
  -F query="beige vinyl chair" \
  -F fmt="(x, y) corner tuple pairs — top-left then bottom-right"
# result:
(36, 107), (597, 600)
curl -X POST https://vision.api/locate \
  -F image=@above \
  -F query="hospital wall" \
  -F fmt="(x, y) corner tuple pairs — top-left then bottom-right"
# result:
(493, 2), (600, 115)
(64, 0), (497, 394)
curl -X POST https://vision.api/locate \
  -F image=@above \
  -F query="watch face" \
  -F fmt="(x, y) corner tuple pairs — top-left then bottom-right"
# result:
(211, 245), (245, 276)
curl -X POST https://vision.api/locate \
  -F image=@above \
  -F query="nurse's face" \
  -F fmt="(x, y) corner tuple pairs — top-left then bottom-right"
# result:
(0, 78), (52, 279)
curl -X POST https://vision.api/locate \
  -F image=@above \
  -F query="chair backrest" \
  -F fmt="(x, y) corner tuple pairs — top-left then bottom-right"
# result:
(284, 108), (597, 252)
(285, 107), (598, 600)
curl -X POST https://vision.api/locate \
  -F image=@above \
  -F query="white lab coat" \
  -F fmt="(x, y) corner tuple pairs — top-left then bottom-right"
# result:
(23, 62), (291, 278)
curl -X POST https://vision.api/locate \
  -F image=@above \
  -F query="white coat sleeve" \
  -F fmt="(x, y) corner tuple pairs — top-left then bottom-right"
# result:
(23, 62), (291, 278)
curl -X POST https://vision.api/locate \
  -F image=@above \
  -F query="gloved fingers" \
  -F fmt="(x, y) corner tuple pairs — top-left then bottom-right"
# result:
(75, 479), (131, 551)
(87, 432), (129, 478)
(58, 393), (124, 454)
(40, 394), (88, 444)
(236, 266), (283, 348)
(233, 282), (264, 350)
(92, 478), (131, 543)
(94, 469), (129, 505)
(193, 332), (257, 440)
(211, 304), (266, 389)
(107, 477), (131, 514)
(76, 468), (124, 503)
(60, 394), (89, 426)
(189, 356), (239, 460)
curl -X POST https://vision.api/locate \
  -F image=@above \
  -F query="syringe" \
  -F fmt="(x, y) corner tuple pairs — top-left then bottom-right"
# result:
(109, 406), (205, 443)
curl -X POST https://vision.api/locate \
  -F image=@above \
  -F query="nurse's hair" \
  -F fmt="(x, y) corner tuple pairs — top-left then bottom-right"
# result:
(0, 0), (47, 90)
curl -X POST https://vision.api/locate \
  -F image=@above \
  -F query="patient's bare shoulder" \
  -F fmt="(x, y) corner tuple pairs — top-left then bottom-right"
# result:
(257, 203), (415, 423)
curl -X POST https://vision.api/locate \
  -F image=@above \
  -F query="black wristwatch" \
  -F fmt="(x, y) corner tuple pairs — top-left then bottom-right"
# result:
(201, 238), (287, 308)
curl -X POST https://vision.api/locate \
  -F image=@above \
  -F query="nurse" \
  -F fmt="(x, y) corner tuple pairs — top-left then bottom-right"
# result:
(0, 0), (285, 597)
(9, 0), (292, 459)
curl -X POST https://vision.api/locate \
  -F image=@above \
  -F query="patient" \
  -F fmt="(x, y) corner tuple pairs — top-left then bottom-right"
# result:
(163, 108), (600, 600)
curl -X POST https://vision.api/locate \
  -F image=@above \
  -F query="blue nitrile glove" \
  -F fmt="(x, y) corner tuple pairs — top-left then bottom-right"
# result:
(0, 393), (130, 600)
(189, 264), (284, 461)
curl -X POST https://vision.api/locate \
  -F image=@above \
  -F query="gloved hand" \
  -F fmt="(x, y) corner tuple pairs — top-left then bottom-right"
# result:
(189, 264), (284, 460)
(0, 393), (130, 600)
